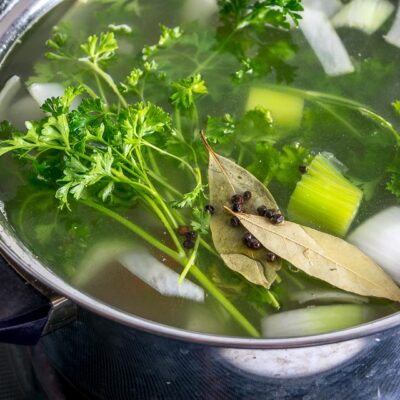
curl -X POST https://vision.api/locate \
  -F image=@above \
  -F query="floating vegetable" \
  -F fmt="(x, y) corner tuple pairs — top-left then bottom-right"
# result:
(290, 289), (369, 306)
(262, 304), (378, 338)
(288, 153), (362, 237)
(28, 82), (81, 110)
(349, 207), (400, 285)
(332, 0), (394, 35)
(119, 248), (205, 302)
(302, 0), (342, 18)
(299, 8), (354, 76)
(0, 76), (21, 121)
(385, 4), (400, 48)
(245, 87), (304, 129)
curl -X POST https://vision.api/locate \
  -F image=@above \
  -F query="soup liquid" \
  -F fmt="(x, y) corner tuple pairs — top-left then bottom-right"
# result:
(0, 0), (399, 337)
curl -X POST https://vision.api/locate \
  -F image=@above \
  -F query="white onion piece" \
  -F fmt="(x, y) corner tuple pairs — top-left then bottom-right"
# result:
(0, 75), (21, 121)
(384, 4), (400, 48)
(28, 83), (81, 110)
(291, 290), (369, 306)
(119, 249), (205, 302)
(300, 9), (354, 76)
(349, 207), (400, 284)
(262, 305), (376, 338)
(7, 96), (44, 129)
(302, 0), (342, 18)
(182, 0), (218, 23)
(332, 0), (394, 35)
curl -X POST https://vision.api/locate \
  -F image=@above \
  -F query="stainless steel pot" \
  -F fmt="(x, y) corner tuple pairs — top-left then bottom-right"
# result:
(1, 1), (400, 398)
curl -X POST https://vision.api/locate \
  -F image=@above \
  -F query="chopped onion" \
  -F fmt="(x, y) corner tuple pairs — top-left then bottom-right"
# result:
(384, 4), (400, 47)
(182, 0), (218, 23)
(302, 0), (342, 18)
(28, 83), (81, 110)
(300, 9), (354, 76)
(262, 304), (377, 338)
(291, 290), (369, 306)
(332, 0), (395, 35)
(0, 75), (21, 121)
(7, 96), (44, 129)
(349, 207), (400, 284)
(119, 249), (205, 302)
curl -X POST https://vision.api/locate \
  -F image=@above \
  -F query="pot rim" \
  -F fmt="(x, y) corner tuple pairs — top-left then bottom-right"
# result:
(0, 0), (399, 350)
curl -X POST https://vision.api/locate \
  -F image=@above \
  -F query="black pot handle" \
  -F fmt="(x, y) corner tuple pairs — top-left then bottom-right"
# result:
(0, 254), (76, 345)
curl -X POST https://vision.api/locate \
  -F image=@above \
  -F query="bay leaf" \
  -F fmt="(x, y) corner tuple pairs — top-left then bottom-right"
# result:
(205, 136), (280, 289)
(232, 212), (400, 302)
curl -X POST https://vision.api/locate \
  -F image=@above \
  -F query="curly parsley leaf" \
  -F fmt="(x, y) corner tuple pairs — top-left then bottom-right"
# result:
(170, 74), (208, 110)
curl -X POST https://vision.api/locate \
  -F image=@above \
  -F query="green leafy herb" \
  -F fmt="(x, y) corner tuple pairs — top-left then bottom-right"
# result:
(170, 74), (208, 110)
(219, 0), (303, 31)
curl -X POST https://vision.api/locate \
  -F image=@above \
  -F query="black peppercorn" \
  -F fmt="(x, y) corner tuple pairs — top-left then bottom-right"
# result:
(257, 205), (268, 216)
(232, 202), (243, 213)
(271, 213), (284, 225)
(177, 225), (190, 236)
(299, 164), (308, 174)
(250, 238), (261, 250)
(230, 217), (240, 227)
(186, 231), (197, 240)
(205, 204), (215, 214)
(265, 208), (276, 219)
(243, 191), (252, 201)
(231, 194), (244, 204)
(183, 239), (195, 249)
(243, 232), (253, 242)
(266, 252), (277, 262)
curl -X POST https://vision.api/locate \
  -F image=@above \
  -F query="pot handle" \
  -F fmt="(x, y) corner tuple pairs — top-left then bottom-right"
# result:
(0, 254), (76, 345)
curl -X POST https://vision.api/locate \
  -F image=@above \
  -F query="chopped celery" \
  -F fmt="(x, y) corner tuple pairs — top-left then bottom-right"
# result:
(287, 154), (362, 237)
(332, 0), (394, 35)
(246, 87), (304, 130)
(262, 304), (378, 338)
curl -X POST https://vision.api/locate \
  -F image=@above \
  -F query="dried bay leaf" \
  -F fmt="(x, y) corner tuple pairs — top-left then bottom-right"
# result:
(205, 135), (280, 289)
(232, 212), (400, 302)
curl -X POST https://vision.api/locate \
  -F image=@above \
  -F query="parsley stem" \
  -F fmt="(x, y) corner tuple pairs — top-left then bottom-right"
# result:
(93, 73), (108, 105)
(141, 193), (184, 255)
(81, 198), (181, 261)
(80, 199), (260, 337)
(192, 30), (237, 75)
(189, 265), (260, 337)
(178, 235), (200, 284)
(79, 58), (128, 107)
(143, 140), (198, 180)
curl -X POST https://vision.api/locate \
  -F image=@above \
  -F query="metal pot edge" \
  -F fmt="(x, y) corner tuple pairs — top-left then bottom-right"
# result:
(1, 0), (400, 350)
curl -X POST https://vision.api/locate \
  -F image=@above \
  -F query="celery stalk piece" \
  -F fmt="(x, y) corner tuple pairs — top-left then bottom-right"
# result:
(262, 304), (377, 338)
(287, 154), (363, 237)
(332, 0), (394, 35)
(246, 87), (304, 130)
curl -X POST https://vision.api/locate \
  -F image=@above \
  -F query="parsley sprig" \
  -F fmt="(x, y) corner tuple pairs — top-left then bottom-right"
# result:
(0, 1), (306, 336)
